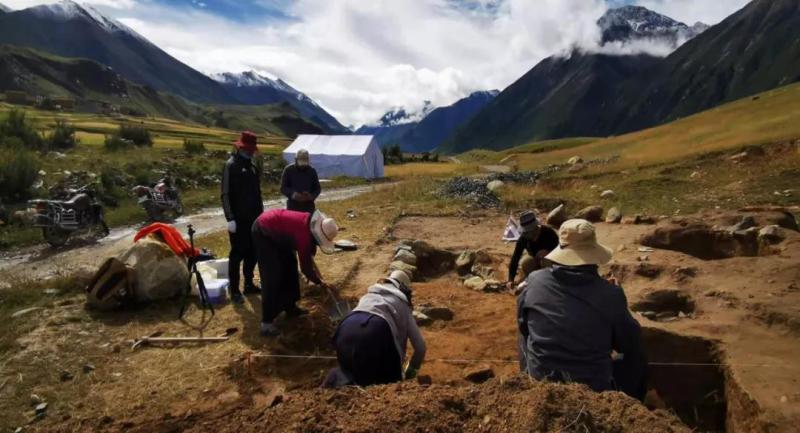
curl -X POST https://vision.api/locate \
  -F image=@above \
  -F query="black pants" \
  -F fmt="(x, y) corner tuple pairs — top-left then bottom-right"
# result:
(228, 217), (257, 295)
(252, 225), (301, 324)
(333, 312), (402, 387)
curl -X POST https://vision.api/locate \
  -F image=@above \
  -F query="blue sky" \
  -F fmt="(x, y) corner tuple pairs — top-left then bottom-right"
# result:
(3, 0), (751, 126)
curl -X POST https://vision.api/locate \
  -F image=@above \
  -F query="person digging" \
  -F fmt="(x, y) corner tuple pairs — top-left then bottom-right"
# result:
(252, 208), (338, 337)
(221, 131), (264, 304)
(323, 270), (426, 388)
(517, 219), (647, 400)
(281, 149), (321, 213)
(506, 211), (559, 291)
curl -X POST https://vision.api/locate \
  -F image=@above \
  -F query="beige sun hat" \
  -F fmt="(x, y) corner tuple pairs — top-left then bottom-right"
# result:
(310, 210), (338, 254)
(544, 219), (613, 266)
(387, 270), (411, 288)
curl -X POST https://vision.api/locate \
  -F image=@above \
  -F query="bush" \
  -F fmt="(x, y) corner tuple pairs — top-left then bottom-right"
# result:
(0, 109), (44, 150)
(119, 124), (152, 147)
(183, 139), (205, 153)
(0, 137), (40, 202)
(46, 119), (79, 150)
(104, 134), (133, 151)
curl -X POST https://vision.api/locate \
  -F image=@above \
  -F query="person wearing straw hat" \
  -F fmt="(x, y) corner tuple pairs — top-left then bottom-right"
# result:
(281, 149), (321, 213)
(221, 131), (263, 304)
(252, 208), (338, 337)
(323, 270), (426, 388)
(517, 219), (646, 400)
(506, 211), (559, 291)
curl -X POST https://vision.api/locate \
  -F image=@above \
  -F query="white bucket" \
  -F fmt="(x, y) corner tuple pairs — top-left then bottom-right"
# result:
(204, 279), (229, 304)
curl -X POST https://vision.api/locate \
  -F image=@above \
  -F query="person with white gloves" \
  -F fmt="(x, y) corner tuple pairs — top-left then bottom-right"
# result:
(221, 131), (264, 304)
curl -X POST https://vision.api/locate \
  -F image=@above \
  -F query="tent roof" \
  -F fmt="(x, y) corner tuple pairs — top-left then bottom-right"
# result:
(284, 135), (376, 156)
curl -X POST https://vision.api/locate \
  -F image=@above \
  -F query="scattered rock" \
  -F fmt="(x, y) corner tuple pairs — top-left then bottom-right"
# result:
(412, 311), (433, 327)
(574, 206), (604, 222)
(639, 311), (658, 320)
(729, 151), (749, 162)
(30, 394), (43, 405)
(567, 163), (585, 173)
(483, 279), (505, 293)
(60, 370), (74, 382)
(690, 171), (702, 179)
(470, 264), (495, 280)
(567, 156), (583, 165)
(11, 307), (43, 318)
(456, 251), (476, 275)
(634, 263), (663, 279)
(600, 190), (616, 200)
(546, 204), (567, 228)
(394, 249), (418, 266)
(486, 180), (505, 192)
(35, 402), (48, 417)
(621, 216), (636, 225)
(83, 364), (96, 374)
(419, 305), (454, 321)
(633, 215), (657, 225)
(463, 366), (495, 384)
(389, 261), (418, 281)
(758, 225), (784, 242)
(605, 207), (622, 224)
(464, 276), (487, 292)
(730, 216), (757, 232)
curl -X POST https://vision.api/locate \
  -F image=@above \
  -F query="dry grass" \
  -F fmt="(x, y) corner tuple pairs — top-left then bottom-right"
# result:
(385, 162), (475, 180)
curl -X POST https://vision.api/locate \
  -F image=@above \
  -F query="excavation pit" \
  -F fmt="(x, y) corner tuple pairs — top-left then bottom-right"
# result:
(632, 289), (696, 321)
(640, 224), (762, 260)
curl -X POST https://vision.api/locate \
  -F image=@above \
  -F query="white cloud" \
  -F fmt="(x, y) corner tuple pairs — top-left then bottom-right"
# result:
(3, 0), (752, 126)
(633, 0), (751, 24)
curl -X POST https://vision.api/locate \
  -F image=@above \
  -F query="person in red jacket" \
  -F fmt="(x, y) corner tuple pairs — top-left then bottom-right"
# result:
(251, 209), (339, 336)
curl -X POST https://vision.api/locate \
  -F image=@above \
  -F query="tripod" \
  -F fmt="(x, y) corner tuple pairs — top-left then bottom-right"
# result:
(179, 224), (215, 319)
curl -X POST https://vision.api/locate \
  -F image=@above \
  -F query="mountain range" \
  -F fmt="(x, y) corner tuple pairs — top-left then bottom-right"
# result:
(0, 0), (343, 134)
(599, 5), (708, 48)
(442, 0), (800, 153)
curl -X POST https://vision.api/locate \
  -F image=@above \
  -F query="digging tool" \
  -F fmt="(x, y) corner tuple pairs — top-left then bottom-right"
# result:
(132, 328), (238, 350)
(322, 284), (351, 323)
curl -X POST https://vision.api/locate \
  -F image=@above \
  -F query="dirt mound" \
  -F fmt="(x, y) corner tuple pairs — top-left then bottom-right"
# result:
(640, 223), (762, 260)
(43, 376), (690, 433)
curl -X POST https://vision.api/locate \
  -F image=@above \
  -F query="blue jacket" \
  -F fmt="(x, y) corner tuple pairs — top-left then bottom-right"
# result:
(517, 265), (641, 392)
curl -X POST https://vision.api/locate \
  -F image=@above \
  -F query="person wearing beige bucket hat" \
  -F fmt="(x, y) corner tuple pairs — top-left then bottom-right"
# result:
(517, 219), (647, 400)
(252, 209), (338, 336)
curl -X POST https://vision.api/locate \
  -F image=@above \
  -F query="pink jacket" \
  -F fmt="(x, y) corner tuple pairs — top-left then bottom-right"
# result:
(255, 209), (320, 283)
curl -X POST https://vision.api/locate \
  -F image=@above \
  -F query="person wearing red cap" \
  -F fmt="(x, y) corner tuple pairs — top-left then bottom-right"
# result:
(221, 131), (263, 304)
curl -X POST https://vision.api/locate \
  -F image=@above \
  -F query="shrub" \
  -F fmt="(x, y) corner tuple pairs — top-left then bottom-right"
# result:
(104, 134), (133, 151)
(0, 137), (40, 202)
(0, 109), (44, 150)
(183, 139), (205, 153)
(119, 124), (152, 147)
(46, 120), (79, 150)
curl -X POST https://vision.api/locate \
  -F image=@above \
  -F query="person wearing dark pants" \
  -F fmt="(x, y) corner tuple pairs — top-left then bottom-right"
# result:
(221, 131), (264, 304)
(281, 149), (321, 213)
(517, 219), (647, 401)
(507, 211), (559, 291)
(252, 208), (339, 336)
(323, 271), (426, 388)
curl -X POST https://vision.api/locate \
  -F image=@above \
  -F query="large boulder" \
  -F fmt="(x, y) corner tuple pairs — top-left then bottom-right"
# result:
(574, 206), (604, 222)
(606, 207), (622, 224)
(546, 204), (567, 228)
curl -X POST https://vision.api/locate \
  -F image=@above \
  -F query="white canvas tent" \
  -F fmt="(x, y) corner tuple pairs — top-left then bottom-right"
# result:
(283, 135), (384, 179)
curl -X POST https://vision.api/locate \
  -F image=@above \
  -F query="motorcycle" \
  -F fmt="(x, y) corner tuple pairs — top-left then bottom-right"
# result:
(28, 185), (110, 247)
(132, 176), (183, 222)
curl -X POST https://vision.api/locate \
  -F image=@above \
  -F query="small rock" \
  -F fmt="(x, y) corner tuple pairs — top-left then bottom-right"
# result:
(758, 225), (783, 241)
(394, 249), (417, 266)
(574, 206), (604, 222)
(470, 264), (495, 280)
(413, 311), (433, 327)
(634, 214), (656, 225)
(690, 171), (702, 179)
(35, 402), (48, 417)
(463, 366), (495, 383)
(567, 163), (585, 173)
(38, 170), (47, 176)
(546, 204), (567, 228)
(389, 261), (418, 281)
(43, 288), (61, 296)
(678, 311), (687, 318)
(12, 307), (43, 318)
(486, 180), (505, 192)
(731, 216), (757, 232)
(416, 375), (433, 386)
(30, 394), (43, 405)
(639, 311), (658, 320)
(637, 255), (649, 262)
(605, 207), (622, 224)
(419, 305), (454, 321)
(464, 276), (487, 292)
(83, 364), (96, 374)
(456, 251), (476, 275)
(568, 156), (583, 165)
(395, 244), (413, 254)
(635, 263), (662, 279)
(780, 395), (788, 404)
(600, 190), (616, 199)
(656, 311), (678, 320)
(60, 370), (74, 382)
(729, 151), (749, 162)
(483, 279), (505, 293)
(621, 216), (636, 225)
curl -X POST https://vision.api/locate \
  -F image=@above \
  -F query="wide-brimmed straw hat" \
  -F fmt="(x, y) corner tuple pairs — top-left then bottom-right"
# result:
(234, 131), (258, 153)
(310, 210), (338, 254)
(545, 219), (612, 266)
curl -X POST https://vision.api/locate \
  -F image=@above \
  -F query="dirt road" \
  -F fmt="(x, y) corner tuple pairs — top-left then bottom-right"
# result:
(0, 184), (379, 283)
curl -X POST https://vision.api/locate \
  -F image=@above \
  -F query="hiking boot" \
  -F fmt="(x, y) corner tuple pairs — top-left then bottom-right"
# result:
(285, 305), (309, 318)
(260, 322), (280, 337)
(230, 292), (244, 304)
(243, 282), (261, 295)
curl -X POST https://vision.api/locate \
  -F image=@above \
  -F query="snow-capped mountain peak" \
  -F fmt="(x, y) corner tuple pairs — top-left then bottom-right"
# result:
(28, 0), (149, 42)
(598, 5), (708, 47)
(0, 3), (12, 13)
(373, 101), (434, 127)
(211, 70), (321, 107)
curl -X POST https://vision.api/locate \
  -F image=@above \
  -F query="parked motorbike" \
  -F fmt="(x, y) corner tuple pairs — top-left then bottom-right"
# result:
(28, 185), (110, 247)
(132, 176), (183, 222)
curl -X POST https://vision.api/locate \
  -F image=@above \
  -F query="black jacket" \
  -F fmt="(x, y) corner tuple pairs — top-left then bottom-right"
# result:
(221, 152), (263, 223)
(517, 265), (642, 392)
(280, 163), (321, 213)
(508, 226), (559, 281)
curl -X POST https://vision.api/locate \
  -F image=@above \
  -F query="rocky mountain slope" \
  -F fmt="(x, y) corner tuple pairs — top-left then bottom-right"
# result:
(599, 5), (708, 47)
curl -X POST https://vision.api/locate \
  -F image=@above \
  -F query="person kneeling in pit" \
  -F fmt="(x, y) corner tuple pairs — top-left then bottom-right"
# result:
(517, 219), (647, 400)
(323, 270), (426, 388)
(506, 211), (559, 291)
(252, 209), (338, 337)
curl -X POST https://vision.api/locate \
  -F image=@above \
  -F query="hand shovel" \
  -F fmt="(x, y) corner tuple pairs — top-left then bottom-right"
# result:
(323, 285), (351, 323)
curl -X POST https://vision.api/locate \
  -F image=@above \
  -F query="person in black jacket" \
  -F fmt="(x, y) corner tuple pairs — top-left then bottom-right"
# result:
(517, 219), (646, 400)
(281, 149), (321, 213)
(221, 131), (264, 303)
(506, 211), (559, 290)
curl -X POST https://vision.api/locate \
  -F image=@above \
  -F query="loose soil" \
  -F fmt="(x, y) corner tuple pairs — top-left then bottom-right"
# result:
(5, 210), (800, 433)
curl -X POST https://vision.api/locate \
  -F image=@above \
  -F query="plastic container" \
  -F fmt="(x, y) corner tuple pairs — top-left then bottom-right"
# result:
(200, 259), (229, 279)
(204, 279), (229, 304)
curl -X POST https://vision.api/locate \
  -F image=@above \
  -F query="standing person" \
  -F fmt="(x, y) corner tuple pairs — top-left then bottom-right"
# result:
(221, 131), (264, 304)
(506, 211), (559, 290)
(252, 209), (338, 336)
(281, 149), (321, 213)
(517, 219), (646, 400)
(324, 270), (426, 388)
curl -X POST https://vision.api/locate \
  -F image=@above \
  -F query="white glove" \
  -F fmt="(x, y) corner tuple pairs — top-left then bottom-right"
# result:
(227, 220), (237, 233)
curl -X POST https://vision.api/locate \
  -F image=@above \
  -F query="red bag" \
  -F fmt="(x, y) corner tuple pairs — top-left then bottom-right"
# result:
(134, 223), (198, 257)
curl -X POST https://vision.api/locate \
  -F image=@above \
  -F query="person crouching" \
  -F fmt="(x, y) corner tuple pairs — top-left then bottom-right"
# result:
(324, 271), (426, 388)
(251, 209), (338, 337)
